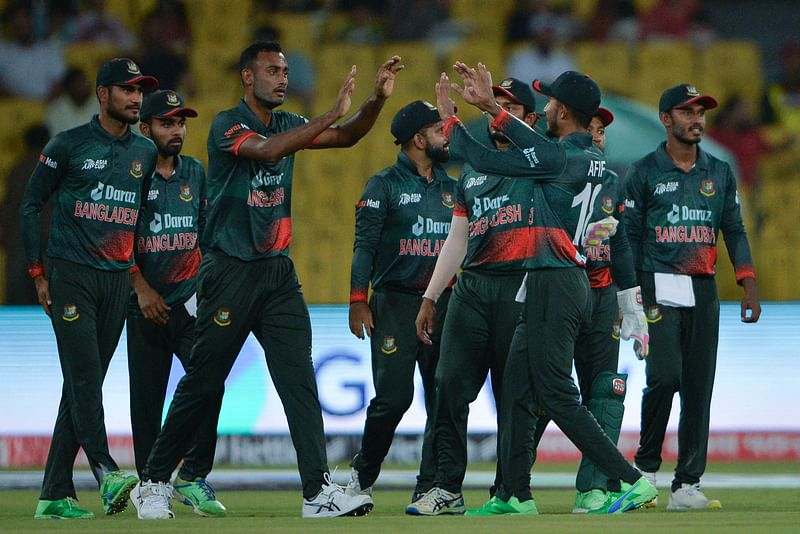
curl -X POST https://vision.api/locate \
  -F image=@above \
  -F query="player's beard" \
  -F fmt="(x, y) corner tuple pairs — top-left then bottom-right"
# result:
(254, 82), (284, 109)
(672, 123), (703, 145)
(108, 101), (140, 125)
(156, 137), (183, 157)
(426, 142), (450, 163)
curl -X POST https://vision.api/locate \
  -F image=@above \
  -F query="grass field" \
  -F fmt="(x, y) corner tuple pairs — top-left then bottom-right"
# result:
(3, 488), (799, 533)
(3, 462), (799, 532)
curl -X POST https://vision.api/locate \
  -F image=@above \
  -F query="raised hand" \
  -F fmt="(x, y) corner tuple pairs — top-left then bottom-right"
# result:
(435, 72), (457, 120)
(332, 65), (357, 119)
(374, 55), (404, 99)
(452, 61), (499, 114)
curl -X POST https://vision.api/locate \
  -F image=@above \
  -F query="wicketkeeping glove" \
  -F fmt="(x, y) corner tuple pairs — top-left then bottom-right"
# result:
(582, 216), (618, 247)
(617, 286), (649, 360)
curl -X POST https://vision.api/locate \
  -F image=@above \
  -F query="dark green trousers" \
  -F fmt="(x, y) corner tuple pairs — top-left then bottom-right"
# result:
(634, 272), (719, 491)
(143, 252), (328, 499)
(126, 304), (222, 480)
(40, 258), (128, 500)
(497, 268), (640, 502)
(431, 270), (523, 494)
(352, 287), (450, 493)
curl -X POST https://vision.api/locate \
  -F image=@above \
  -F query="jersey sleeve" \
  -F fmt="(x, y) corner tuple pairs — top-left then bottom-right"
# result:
(444, 116), (564, 178)
(196, 161), (208, 241)
(454, 174), (468, 217)
(718, 163), (756, 282)
(19, 135), (69, 277)
(350, 175), (389, 303)
(622, 161), (647, 272)
(489, 109), (567, 174)
(210, 114), (260, 156)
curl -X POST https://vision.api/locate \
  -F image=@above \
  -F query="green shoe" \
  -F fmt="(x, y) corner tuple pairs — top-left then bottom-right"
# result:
(466, 495), (538, 516)
(100, 470), (138, 515)
(572, 489), (608, 513)
(34, 497), (95, 519)
(588, 476), (658, 514)
(174, 476), (227, 517)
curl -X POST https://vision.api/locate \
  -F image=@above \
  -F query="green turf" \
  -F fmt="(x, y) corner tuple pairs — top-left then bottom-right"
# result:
(4, 488), (799, 533)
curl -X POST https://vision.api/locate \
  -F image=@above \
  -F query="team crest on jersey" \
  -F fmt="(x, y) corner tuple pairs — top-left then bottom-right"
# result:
(646, 305), (662, 322)
(700, 179), (716, 197)
(441, 192), (454, 208)
(601, 195), (614, 214)
(180, 184), (193, 202)
(130, 160), (143, 178)
(62, 304), (79, 322)
(213, 308), (232, 327)
(611, 320), (621, 340)
(165, 91), (180, 106)
(381, 336), (397, 354)
(612, 378), (626, 395)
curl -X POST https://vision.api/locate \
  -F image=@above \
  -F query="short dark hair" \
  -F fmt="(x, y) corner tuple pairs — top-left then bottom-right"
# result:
(239, 41), (283, 72)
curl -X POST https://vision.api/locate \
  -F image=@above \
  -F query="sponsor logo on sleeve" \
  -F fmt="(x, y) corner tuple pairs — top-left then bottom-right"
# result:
(224, 123), (251, 138)
(38, 154), (57, 169)
(356, 198), (380, 209)
(381, 336), (397, 354)
(612, 378), (626, 395)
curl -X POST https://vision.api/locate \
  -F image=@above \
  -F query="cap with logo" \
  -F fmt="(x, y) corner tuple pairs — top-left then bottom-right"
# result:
(532, 71), (601, 118)
(492, 77), (537, 112)
(391, 100), (447, 145)
(594, 107), (614, 127)
(96, 58), (159, 91)
(140, 90), (198, 121)
(658, 84), (718, 113)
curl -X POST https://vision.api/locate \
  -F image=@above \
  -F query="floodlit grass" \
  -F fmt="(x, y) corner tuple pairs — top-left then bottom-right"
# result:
(3, 488), (799, 533)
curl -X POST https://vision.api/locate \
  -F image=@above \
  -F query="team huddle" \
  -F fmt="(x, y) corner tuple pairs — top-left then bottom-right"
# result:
(22, 40), (760, 521)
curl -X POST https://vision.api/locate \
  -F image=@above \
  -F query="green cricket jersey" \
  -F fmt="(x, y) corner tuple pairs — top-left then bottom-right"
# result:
(203, 99), (307, 261)
(456, 160), (533, 272)
(624, 142), (755, 281)
(21, 116), (157, 275)
(350, 151), (456, 303)
(130, 155), (206, 315)
(444, 110), (608, 271)
(585, 169), (636, 290)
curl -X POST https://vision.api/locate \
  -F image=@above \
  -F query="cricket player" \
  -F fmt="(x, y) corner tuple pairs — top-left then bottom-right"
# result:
(135, 41), (403, 519)
(626, 83), (760, 510)
(126, 89), (227, 518)
(22, 58), (158, 519)
(407, 78), (539, 515)
(345, 100), (456, 512)
(434, 64), (656, 515)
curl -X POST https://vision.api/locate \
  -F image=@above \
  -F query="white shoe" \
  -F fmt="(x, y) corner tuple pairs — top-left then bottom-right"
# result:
(667, 483), (710, 510)
(345, 467), (372, 497)
(405, 487), (465, 516)
(636, 465), (658, 507)
(132, 481), (175, 519)
(302, 473), (373, 518)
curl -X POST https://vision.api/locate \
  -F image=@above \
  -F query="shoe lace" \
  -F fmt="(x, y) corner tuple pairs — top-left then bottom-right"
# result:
(144, 481), (172, 510)
(683, 483), (702, 496)
(320, 471), (344, 497)
(64, 496), (79, 509)
(195, 479), (217, 500)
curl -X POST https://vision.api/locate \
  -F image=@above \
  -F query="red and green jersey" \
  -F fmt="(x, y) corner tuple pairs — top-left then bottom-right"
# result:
(203, 99), (307, 261)
(130, 155), (206, 315)
(623, 142), (755, 281)
(585, 169), (636, 290)
(21, 116), (157, 275)
(456, 159), (533, 272)
(349, 151), (456, 303)
(444, 110), (608, 271)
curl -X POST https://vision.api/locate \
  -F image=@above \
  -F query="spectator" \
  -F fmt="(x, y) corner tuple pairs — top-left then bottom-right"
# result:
(136, 2), (193, 95)
(506, 0), (580, 44)
(46, 67), (98, 134)
(387, 0), (448, 41)
(0, 1), (67, 100)
(585, 0), (639, 43)
(337, 0), (385, 45)
(0, 124), (50, 305)
(506, 22), (577, 85)
(638, 0), (698, 41)
(67, 0), (136, 51)
(763, 40), (800, 137)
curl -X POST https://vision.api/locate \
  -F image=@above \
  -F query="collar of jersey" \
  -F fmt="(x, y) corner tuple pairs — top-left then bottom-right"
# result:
(396, 150), (449, 184)
(89, 114), (134, 146)
(654, 141), (710, 173)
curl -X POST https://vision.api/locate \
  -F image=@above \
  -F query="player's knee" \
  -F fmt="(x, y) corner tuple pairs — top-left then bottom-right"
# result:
(589, 371), (628, 402)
